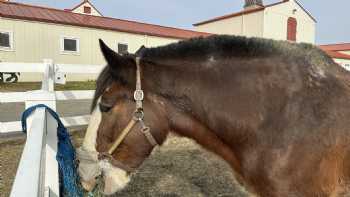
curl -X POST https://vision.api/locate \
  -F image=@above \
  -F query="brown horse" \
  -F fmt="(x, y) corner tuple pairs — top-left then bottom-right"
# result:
(78, 35), (350, 196)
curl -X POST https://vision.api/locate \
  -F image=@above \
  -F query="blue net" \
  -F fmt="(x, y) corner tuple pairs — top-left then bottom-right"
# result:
(21, 104), (84, 197)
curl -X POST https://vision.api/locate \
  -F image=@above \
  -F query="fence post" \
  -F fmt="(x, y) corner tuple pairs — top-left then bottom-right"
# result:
(42, 59), (54, 92)
(10, 108), (47, 197)
(25, 59), (56, 133)
(24, 91), (56, 130)
(22, 59), (59, 197)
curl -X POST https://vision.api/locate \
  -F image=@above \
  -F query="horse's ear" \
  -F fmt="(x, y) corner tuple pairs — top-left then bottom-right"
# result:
(136, 45), (146, 56)
(99, 39), (122, 68)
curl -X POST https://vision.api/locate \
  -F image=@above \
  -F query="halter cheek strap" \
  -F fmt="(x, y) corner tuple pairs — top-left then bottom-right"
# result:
(134, 57), (144, 110)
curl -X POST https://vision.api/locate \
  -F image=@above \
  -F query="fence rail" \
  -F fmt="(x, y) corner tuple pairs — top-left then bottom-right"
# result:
(0, 115), (91, 134)
(0, 90), (94, 103)
(0, 60), (102, 197)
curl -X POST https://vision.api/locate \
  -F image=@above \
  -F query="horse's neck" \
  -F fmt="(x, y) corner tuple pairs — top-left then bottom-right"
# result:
(166, 104), (242, 173)
(143, 60), (224, 129)
(142, 59), (241, 169)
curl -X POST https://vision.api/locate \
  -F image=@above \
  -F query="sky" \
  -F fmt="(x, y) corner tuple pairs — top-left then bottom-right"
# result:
(13, 0), (350, 44)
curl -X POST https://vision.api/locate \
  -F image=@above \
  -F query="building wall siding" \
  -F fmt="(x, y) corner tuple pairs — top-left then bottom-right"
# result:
(333, 58), (350, 71)
(194, 16), (245, 35)
(194, 11), (264, 37)
(0, 17), (180, 81)
(0, 17), (179, 64)
(242, 11), (264, 38)
(263, 1), (315, 43)
(338, 50), (350, 56)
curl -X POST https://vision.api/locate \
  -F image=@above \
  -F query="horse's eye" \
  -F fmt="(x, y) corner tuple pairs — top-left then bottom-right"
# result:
(99, 102), (113, 112)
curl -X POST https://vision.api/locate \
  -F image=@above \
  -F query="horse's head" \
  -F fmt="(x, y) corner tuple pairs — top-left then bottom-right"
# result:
(78, 40), (169, 195)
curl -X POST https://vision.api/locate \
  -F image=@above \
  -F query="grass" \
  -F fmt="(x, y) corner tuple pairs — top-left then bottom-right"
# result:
(0, 81), (96, 92)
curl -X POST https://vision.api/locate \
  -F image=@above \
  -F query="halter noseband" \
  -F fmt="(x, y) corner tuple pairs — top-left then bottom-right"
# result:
(98, 57), (158, 168)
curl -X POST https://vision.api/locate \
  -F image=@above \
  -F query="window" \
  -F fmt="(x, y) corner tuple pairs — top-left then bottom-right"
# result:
(118, 43), (128, 54)
(287, 17), (297, 42)
(0, 31), (13, 50)
(61, 36), (79, 54)
(84, 6), (91, 14)
(64, 39), (77, 51)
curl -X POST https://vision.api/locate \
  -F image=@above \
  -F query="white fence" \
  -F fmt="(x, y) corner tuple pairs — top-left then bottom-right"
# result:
(0, 60), (103, 197)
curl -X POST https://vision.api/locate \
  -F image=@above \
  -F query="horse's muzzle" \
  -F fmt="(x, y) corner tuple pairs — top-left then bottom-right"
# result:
(77, 147), (131, 194)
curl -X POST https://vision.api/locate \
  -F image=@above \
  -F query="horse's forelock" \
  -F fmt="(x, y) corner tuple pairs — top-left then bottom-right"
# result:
(92, 53), (138, 112)
(91, 66), (114, 112)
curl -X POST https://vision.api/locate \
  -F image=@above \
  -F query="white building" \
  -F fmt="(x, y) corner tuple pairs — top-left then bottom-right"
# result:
(194, 0), (316, 44)
(0, 0), (209, 81)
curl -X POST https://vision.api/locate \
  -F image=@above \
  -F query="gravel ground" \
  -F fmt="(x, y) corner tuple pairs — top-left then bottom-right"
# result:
(0, 130), (250, 197)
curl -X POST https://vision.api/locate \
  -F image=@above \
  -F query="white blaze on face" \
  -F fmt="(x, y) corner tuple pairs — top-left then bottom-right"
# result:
(79, 101), (103, 191)
(82, 100), (102, 152)
(79, 99), (131, 194)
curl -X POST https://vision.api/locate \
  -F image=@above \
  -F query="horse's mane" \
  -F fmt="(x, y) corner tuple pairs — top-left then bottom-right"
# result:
(92, 35), (335, 111)
(141, 35), (333, 63)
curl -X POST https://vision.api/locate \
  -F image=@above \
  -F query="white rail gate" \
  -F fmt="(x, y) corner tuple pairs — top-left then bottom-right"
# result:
(0, 60), (103, 197)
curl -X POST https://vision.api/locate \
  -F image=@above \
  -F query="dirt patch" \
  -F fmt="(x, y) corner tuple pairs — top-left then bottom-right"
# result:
(0, 131), (249, 197)
(0, 137), (25, 197)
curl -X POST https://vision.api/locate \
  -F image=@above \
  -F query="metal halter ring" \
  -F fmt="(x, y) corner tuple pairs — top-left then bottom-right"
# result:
(133, 110), (144, 120)
(98, 152), (113, 161)
(134, 90), (144, 101)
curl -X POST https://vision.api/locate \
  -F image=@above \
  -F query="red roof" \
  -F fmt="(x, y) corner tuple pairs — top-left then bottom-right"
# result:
(0, 1), (211, 40)
(322, 50), (350, 60)
(193, 0), (316, 26)
(319, 43), (350, 52)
